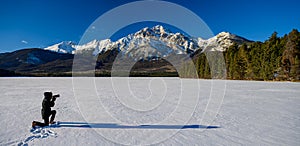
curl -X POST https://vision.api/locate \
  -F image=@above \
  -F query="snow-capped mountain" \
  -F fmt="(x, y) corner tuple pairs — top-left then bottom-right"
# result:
(44, 25), (250, 59)
(44, 41), (76, 54)
(197, 32), (251, 52)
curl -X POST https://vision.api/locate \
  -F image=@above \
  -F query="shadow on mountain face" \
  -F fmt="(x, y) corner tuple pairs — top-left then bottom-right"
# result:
(57, 122), (220, 129)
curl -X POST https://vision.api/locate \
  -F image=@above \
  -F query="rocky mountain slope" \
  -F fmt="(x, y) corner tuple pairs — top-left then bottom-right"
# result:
(44, 25), (250, 58)
(0, 26), (251, 76)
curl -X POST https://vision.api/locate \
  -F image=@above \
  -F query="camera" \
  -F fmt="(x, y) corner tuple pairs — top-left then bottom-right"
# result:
(53, 94), (60, 98)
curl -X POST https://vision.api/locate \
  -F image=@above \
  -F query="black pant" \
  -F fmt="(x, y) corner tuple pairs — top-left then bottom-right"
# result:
(34, 110), (56, 127)
(44, 110), (56, 125)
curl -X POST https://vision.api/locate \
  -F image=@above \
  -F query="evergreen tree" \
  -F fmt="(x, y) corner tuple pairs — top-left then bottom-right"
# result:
(194, 29), (299, 81)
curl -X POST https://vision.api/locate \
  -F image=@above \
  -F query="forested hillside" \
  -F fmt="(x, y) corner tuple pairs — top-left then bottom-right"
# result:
(194, 29), (300, 81)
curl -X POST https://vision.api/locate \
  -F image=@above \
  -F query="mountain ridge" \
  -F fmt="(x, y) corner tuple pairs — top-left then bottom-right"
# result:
(44, 25), (251, 58)
(0, 26), (254, 77)
(1, 27), (298, 81)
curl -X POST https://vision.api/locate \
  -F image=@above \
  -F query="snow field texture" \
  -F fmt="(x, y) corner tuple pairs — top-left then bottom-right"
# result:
(0, 77), (299, 145)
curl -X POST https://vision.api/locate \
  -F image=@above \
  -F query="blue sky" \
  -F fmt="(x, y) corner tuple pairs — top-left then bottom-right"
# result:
(0, 0), (299, 53)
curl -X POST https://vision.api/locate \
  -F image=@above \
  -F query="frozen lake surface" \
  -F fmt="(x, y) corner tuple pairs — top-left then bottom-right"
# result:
(0, 77), (299, 145)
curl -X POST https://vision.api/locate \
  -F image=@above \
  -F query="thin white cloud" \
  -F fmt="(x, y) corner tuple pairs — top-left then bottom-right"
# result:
(91, 26), (96, 29)
(21, 40), (28, 44)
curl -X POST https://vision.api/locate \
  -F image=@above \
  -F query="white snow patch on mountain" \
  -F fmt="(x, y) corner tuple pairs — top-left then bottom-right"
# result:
(43, 26), (250, 59)
(44, 41), (76, 54)
(26, 53), (42, 64)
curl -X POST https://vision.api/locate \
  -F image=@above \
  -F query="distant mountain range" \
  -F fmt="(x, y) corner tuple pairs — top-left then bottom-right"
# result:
(0, 48), (74, 76)
(0, 25), (251, 77)
(45, 25), (251, 57)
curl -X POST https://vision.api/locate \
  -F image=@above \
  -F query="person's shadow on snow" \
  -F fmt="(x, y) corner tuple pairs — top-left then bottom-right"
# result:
(56, 122), (220, 129)
(19, 122), (219, 145)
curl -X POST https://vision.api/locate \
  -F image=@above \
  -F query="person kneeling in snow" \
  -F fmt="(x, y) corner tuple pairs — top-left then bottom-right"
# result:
(32, 92), (59, 128)
(42, 92), (59, 125)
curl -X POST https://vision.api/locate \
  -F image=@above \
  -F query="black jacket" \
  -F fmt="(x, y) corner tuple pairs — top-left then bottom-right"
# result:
(41, 97), (55, 119)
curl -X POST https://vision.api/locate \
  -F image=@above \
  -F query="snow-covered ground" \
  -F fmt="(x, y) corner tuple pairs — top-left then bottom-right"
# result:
(0, 77), (299, 145)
